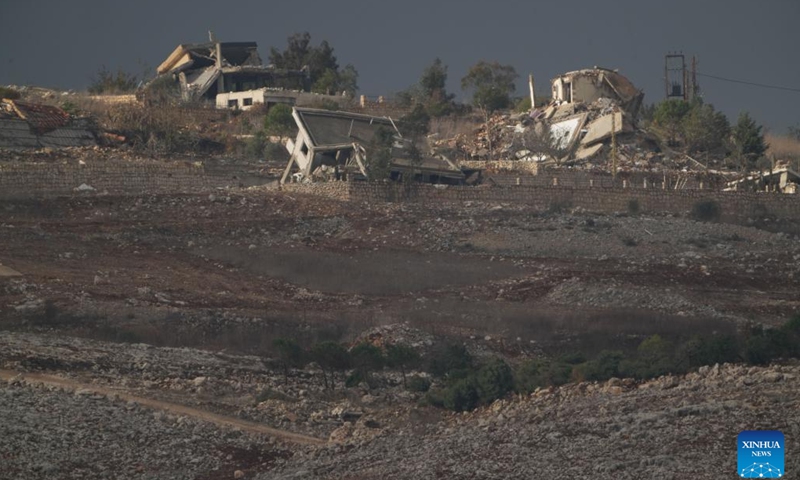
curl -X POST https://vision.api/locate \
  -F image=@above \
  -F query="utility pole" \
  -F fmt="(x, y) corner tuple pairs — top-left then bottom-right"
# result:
(690, 55), (700, 100)
(611, 108), (618, 180)
(528, 74), (536, 109)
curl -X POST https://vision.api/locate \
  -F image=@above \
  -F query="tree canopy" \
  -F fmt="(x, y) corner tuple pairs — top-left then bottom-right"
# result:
(731, 112), (767, 171)
(461, 61), (518, 113)
(269, 32), (359, 96)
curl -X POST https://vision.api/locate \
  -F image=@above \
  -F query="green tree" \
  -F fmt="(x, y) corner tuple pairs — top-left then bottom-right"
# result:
(272, 338), (305, 384)
(419, 58), (455, 117)
(349, 342), (385, 387)
(460, 61), (518, 113)
(682, 101), (730, 154)
(264, 104), (297, 138)
(652, 99), (691, 146)
(386, 343), (420, 387)
(366, 126), (395, 181)
(311, 341), (351, 390)
(731, 112), (767, 171)
(270, 32), (358, 95)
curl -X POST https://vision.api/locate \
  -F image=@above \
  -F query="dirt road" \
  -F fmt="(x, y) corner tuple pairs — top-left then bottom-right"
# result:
(0, 369), (326, 446)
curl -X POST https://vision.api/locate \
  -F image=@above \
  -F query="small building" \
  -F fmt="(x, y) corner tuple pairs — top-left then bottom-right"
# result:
(215, 88), (296, 111)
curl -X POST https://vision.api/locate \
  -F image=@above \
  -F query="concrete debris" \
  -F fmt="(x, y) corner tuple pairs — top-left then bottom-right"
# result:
(434, 67), (671, 171)
(724, 166), (799, 194)
(281, 107), (467, 185)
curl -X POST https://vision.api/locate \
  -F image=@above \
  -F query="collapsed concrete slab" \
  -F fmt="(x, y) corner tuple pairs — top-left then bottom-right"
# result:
(580, 111), (629, 146)
(724, 167), (800, 194)
(281, 107), (465, 185)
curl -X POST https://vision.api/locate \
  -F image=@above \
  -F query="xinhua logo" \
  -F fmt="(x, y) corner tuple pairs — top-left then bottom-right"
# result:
(738, 431), (785, 478)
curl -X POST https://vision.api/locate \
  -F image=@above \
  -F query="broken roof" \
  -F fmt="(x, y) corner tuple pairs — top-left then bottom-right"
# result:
(293, 108), (396, 149)
(158, 42), (262, 75)
(1, 99), (70, 133)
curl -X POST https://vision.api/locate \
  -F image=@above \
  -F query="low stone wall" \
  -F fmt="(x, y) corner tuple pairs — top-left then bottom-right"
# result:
(345, 183), (799, 220)
(275, 181), (800, 221)
(0, 161), (238, 199)
(460, 160), (539, 175)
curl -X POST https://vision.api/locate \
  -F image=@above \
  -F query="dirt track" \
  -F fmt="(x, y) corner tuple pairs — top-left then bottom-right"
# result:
(0, 369), (326, 446)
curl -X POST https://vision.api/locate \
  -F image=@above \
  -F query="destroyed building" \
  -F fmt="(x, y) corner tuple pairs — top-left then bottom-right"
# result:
(281, 107), (466, 185)
(156, 39), (308, 103)
(0, 99), (97, 150)
(724, 166), (800, 194)
(436, 67), (661, 169)
(550, 67), (644, 118)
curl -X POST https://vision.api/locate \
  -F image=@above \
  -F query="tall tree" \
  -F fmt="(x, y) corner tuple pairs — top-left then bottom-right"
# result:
(682, 101), (730, 154)
(419, 58), (455, 117)
(461, 61), (518, 113)
(269, 32), (358, 95)
(731, 112), (767, 171)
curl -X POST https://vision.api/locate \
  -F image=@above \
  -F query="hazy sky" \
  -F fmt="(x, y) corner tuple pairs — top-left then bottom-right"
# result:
(1, 0), (798, 132)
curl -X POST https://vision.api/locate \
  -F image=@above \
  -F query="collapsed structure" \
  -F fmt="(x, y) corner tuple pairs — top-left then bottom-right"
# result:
(436, 67), (661, 169)
(0, 99), (96, 149)
(156, 38), (308, 104)
(281, 107), (467, 185)
(725, 166), (800, 194)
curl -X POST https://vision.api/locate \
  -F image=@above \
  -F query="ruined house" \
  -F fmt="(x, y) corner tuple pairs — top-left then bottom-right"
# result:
(281, 107), (465, 185)
(550, 67), (644, 118)
(156, 39), (308, 103)
(0, 99), (97, 149)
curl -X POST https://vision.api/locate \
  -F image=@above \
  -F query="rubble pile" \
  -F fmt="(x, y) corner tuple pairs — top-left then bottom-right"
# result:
(435, 67), (679, 172)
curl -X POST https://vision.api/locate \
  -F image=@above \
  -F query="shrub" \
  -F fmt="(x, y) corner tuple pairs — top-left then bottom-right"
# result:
(614, 335), (680, 379)
(572, 350), (624, 382)
(515, 359), (572, 394)
(627, 198), (641, 215)
(691, 199), (722, 222)
(475, 358), (514, 405)
(406, 375), (431, 393)
(442, 378), (479, 412)
(427, 343), (473, 377)
(676, 334), (739, 369)
(264, 104), (296, 137)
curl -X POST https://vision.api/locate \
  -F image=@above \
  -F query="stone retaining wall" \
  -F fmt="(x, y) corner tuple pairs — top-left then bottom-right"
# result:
(280, 181), (799, 221)
(0, 161), (237, 199)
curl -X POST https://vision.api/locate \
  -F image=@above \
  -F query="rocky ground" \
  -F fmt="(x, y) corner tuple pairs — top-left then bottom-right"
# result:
(1, 185), (799, 479)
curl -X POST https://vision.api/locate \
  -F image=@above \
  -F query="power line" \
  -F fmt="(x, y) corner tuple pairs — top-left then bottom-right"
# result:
(696, 72), (800, 93)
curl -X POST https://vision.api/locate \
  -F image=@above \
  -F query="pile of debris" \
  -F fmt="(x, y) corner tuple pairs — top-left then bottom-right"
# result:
(437, 67), (667, 170)
(281, 107), (470, 185)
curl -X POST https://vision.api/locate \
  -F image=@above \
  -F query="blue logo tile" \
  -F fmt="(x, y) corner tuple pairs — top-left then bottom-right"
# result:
(738, 430), (785, 478)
